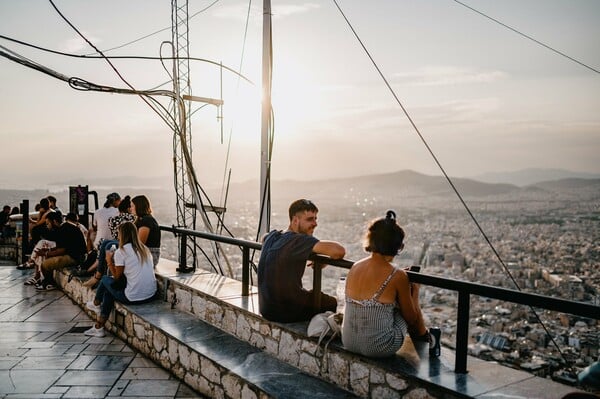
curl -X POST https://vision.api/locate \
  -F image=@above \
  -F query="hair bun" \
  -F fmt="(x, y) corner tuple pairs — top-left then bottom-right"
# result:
(385, 210), (396, 222)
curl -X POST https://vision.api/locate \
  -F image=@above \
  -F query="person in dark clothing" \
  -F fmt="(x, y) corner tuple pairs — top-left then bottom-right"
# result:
(37, 212), (87, 290)
(258, 199), (346, 323)
(131, 195), (161, 267)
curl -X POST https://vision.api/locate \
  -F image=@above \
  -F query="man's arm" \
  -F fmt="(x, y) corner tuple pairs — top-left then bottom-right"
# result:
(312, 240), (346, 259)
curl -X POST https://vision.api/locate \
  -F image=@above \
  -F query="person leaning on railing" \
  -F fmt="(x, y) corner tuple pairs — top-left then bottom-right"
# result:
(342, 210), (430, 358)
(257, 199), (346, 323)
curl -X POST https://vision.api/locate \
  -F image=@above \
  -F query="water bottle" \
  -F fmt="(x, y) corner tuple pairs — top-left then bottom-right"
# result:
(429, 327), (441, 357)
(336, 276), (346, 313)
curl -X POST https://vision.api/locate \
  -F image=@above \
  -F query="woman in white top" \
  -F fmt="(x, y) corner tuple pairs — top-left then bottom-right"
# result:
(84, 221), (156, 337)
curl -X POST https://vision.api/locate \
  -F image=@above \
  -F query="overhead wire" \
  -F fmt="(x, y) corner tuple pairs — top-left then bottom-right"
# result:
(85, 0), (222, 56)
(0, 34), (253, 85)
(331, 0), (576, 374)
(452, 0), (600, 75)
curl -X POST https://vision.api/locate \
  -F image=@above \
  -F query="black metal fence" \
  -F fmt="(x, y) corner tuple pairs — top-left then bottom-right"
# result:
(164, 225), (599, 373)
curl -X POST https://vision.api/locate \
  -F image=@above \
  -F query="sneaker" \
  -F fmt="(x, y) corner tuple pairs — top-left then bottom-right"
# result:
(84, 325), (106, 337)
(86, 300), (101, 314)
(35, 283), (56, 291)
(16, 263), (34, 270)
(24, 276), (41, 286)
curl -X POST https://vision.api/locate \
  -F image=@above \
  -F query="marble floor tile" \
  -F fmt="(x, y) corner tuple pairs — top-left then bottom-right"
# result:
(13, 355), (77, 370)
(0, 369), (65, 394)
(121, 366), (171, 380)
(63, 385), (112, 398)
(54, 370), (121, 386)
(121, 379), (180, 397)
(67, 355), (97, 370)
(0, 357), (21, 370)
(87, 355), (134, 371)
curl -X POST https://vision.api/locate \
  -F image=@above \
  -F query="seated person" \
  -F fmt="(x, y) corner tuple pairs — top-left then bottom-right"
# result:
(83, 195), (135, 287)
(258, 199), (346, 323)
(84, 222), (157, 337)
(36, 212), (87, 291)
(342, 210), (429, 357)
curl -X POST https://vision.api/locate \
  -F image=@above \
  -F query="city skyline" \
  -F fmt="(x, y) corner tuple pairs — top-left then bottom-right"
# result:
(1, 0), (599, 191)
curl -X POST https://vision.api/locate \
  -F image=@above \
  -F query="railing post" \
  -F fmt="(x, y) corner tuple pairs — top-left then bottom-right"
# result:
(312, 262), (322, 310)
(455, 290), (470, 373)
(242, 246), (250, 296)
(177, 233), (188, 272)
(20, 200), (29, 265)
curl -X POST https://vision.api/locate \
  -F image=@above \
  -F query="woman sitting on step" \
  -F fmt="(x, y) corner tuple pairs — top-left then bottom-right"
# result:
(84, 221), (157, 337)
(342, 210), (430, 357)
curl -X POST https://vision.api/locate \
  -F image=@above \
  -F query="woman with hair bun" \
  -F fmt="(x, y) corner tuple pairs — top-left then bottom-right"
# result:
(342, 210), (429, 357)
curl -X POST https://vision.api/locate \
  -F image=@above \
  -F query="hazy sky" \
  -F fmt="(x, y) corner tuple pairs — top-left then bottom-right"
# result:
(1, 0), (599, 190)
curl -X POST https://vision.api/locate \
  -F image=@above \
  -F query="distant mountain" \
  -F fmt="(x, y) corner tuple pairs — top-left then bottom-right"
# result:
(229, 170), (600, 202)
(528, 177), (600, 192)
(472, 168), (600, 186)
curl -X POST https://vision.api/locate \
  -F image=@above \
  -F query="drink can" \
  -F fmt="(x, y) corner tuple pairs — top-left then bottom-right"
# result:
(429, 327), (441, 357)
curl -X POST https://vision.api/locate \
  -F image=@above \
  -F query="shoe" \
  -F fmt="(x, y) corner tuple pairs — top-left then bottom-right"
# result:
(84, 325), (105, 337)
(35, 283), (56, 291)
(86, 300), (101, 314)
(82, 276), (99, 288)
(16, 263), (34, 270)
(24, 276), (41, 286)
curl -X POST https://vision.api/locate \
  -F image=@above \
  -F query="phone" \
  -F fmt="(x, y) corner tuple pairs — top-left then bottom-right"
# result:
(409, 266), (421, 272)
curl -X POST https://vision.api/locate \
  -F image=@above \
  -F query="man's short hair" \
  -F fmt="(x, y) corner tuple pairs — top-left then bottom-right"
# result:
(46, 211), (62, 224)
(47, 195), (57, 204)
(288, 199), (318, 221)
(65, 212), (78, 222)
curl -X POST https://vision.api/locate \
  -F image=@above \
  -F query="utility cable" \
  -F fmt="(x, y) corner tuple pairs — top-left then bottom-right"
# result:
(452, 0), (600, 75)
(220, 0), (253, 206)
(87, 0), (221, 55)
(0, 34), (253, 85)
(332, 0), (575, 374)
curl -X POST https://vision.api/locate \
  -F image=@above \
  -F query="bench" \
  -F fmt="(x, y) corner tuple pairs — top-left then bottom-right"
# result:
(55, 259), (582, 399)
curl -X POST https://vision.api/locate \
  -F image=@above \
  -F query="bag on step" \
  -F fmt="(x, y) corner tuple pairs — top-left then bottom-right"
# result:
(307, 311), (343, 346)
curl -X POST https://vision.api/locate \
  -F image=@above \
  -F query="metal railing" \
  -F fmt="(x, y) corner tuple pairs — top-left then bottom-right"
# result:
(160, 224), (599, 374)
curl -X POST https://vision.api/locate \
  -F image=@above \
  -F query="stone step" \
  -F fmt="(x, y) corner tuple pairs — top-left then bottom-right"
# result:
(117, 300), (359, 399)
(55, 267), (359, 399)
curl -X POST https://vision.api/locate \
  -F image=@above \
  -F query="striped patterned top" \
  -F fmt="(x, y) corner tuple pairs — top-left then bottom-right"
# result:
(342, 268), (408, 357)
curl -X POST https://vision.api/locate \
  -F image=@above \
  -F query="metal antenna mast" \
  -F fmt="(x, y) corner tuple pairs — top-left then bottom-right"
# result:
(170, 0), (229, 274)
(170, 0), (197, 271)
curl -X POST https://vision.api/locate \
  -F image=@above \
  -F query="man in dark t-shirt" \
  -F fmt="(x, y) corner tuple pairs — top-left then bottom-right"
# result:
(37, 212), (87, 290)
(258, 199), (346, 322)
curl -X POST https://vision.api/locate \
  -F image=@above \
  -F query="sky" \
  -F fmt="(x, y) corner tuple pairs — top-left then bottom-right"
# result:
(1, 0), (599, 191)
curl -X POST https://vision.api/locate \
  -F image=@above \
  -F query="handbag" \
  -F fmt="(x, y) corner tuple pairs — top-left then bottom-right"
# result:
(307, 311), (343, 346)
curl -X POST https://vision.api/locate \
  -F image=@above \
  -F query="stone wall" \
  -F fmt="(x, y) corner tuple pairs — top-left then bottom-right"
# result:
(55, 268), (444, 399)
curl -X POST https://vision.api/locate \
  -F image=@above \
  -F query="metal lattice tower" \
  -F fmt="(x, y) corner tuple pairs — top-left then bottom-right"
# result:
(171, 0), (197, 270)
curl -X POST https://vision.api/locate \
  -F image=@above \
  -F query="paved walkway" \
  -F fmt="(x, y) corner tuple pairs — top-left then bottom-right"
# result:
(0, 261), (202, 398)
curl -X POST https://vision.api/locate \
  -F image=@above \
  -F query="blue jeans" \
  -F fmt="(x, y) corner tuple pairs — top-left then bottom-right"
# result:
(97, 239), (118, 275)
(95, 275), (155, 319)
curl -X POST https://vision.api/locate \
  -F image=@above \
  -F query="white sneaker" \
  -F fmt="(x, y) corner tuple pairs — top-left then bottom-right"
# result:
(84, 325), (106, 337)
(86, 300), (101, 314)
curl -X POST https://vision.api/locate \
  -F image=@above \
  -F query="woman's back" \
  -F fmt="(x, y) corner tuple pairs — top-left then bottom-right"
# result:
(342, 256), (409, 357)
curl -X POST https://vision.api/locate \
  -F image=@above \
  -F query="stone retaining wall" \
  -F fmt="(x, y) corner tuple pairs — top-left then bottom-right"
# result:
(55, 268), (445, 399)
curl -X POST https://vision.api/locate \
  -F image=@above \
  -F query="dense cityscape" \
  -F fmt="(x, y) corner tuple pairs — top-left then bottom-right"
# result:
(1, 176), (598, 386)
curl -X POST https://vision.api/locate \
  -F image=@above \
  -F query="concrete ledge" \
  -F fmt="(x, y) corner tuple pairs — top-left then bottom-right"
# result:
(54, 266), (358, 398)
(55, 260), (584, 399)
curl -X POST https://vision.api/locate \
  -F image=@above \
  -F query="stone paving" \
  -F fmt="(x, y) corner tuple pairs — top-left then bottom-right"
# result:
(0, 261), (203, 398)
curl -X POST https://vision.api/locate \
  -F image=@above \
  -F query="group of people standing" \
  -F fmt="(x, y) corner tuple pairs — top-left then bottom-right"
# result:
(258, 198), (430, 358)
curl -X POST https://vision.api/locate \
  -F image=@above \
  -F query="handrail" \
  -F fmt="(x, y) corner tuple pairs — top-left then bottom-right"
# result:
(159, 224), (599, 374)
